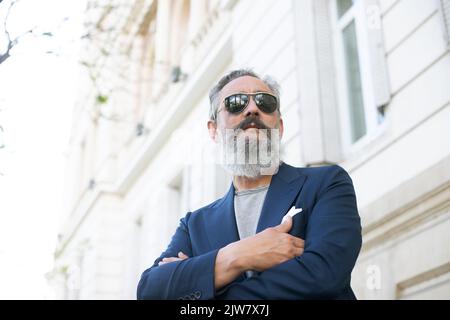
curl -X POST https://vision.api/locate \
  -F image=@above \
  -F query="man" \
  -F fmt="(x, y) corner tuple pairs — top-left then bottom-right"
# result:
(137, 69), (362, 300)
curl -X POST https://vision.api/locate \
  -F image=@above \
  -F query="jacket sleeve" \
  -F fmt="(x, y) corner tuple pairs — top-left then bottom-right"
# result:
(137, 212), (219, 300)
(215, 165), (362, 299)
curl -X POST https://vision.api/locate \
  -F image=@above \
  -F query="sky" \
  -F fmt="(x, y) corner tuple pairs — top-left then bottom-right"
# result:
(0, 0), (86, 299)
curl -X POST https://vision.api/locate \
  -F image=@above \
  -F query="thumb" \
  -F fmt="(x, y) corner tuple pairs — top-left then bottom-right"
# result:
(275, 215), (292, 233)
(178, 251), (189, 259)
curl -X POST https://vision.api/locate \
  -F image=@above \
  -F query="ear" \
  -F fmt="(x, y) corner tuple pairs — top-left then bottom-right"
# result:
(278, 117), (284, 140)
(207, 120), (218, 142)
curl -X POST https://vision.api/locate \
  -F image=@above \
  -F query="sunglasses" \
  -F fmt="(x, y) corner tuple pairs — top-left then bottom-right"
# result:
(221, 92), (278, 115)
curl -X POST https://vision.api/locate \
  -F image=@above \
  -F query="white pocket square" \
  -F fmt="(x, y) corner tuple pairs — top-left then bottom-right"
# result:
(282, 206), (303, 222)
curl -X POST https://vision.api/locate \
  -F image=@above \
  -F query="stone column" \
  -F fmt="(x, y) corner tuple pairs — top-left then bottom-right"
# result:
(181, 0), (208, 74)
(153, 0), (172, 98)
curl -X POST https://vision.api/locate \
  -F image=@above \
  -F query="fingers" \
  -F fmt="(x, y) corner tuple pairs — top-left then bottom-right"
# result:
(286, 239), (304, 257)
(274, 215), (292, 233)
(295, 247), (304, 256)
(158, 252), (190, 265)
(158, 257), (181, 265)
(292, 238), (305, 256)
(293, 237), (304, 248)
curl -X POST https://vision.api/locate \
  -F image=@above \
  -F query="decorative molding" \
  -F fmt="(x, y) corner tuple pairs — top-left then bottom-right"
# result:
(361, 155), (450, 252)
(396, 261), (450, 299)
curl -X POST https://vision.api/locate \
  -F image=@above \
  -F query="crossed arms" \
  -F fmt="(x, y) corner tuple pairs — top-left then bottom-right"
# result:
(159, 215), (303, 291)
(137, 166), (362, 300)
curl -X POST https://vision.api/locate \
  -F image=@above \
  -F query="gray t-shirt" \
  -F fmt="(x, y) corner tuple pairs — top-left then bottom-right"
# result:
(234, 184), (270, 277)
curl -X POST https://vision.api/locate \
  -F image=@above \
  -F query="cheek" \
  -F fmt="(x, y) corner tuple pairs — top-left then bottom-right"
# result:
(263, 115), (280, 128)
(218, 114), (239, 129)
(215, 118), (228, 136)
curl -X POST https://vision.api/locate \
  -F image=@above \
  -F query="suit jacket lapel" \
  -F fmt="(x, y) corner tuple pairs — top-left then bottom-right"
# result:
(205, 163), (307, 248)
(204, 183), (248, 283)
(256, 162), (307, 232)
(205, 183), (240, 250)
(203, 163), (307, 283)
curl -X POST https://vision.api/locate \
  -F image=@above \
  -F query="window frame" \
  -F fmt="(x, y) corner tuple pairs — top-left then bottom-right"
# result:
(330, 0), (386, 156)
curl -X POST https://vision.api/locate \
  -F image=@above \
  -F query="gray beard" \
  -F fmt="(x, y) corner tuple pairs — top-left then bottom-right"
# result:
(218, 128), (281, 178)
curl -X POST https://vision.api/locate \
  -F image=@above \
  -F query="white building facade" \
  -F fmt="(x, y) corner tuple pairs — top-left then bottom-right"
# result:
(49, 0), (450, 299)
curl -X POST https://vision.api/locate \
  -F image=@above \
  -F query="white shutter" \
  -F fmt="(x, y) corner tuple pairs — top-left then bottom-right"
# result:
(439, 0), (450, 46)
(294, 0), (342, 166)
(362, 0), (391, 109)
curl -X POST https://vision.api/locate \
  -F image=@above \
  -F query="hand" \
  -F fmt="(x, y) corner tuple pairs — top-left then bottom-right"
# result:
(231, 215), (305, 272)
(214, 216), (304, 290)
(158, 251), (189, 266)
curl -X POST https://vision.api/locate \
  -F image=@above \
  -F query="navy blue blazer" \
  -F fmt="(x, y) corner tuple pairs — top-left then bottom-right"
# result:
(137, 163), (362, 300)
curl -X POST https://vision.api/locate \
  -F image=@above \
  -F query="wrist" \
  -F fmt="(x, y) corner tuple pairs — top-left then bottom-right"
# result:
(217, 244), (238, 273)
(214, 242), (249, 291)
(224, 240), (252, 272)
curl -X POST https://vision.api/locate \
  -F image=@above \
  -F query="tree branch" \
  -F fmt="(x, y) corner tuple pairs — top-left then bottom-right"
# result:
(0, 0), (55, 65)
(1, 0), (18, 64)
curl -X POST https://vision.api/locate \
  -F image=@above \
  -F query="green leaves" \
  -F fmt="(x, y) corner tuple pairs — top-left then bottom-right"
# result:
(96, 94), (108, 105)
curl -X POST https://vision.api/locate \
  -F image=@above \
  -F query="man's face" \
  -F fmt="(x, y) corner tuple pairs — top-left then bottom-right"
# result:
(208, 76), (284, 177)
(208, 76), (284, 140)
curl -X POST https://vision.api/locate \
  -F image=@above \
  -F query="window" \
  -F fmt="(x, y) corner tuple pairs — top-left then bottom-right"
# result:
(342, 19), (367, 142)
(332, 0), (390, 149)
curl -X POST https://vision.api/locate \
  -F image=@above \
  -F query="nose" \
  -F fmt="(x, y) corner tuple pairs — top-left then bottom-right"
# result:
(244, 96), (260, 117)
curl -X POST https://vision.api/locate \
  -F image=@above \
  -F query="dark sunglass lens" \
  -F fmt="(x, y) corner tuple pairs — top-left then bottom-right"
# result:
(255, 94), (278, 113)
(230, 95), (236, 106)
(239, 94), (248, 106)
(226, 94), (248, 113)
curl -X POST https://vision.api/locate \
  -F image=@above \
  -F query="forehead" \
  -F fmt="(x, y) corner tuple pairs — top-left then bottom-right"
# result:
(220, 76), (272, 99)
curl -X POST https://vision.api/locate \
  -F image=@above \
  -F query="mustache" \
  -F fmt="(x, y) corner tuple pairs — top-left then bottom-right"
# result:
(235, 116), (269, 130)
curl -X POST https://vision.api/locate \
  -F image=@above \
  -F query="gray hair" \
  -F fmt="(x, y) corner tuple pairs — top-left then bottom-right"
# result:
(208, 69), (281, 121)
